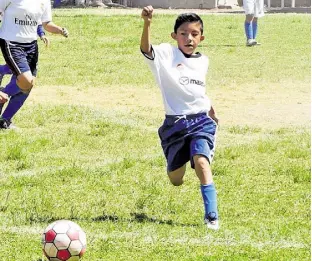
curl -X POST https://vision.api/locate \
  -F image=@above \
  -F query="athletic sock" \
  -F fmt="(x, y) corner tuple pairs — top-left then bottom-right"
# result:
(0, 64), (12, 75)
(200, 183), (218, 221)
(244, 21), (253, 40)
(3, 76), (20, 96)
(252, 21), (258, 40)
(1, 92), (29, 121)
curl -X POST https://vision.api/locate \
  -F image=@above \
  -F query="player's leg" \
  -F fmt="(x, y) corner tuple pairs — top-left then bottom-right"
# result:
(245, 14), (255, 46)
(168, 164), (187, 186)
(189, 113), (219, 229)
(0, 91), (28, 129)
(0, 64), (12, 86)
(0, 39), (36, 93)
(0, 75), (20, 118)
(16, 71), (34, 93)
(192, 141), (219, 230)
(253, 0), (265, 45)
(243, 0), (257, 46)
(252, 17), (258, 40)
(158, 115), (190, 186)
(0, 40), (38, 128)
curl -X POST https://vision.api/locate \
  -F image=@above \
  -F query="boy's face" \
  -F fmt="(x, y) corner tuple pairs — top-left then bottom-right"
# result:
(171, 21), (204, 55)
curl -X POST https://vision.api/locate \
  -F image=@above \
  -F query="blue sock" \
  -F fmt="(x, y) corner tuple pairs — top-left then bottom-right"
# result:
(0, 64), (12, 75)
(252, 21), (258, 39)
(2, 92), (29, 121)
(201, 183), (218, 221)
(3, 76), (20, 96)
(244, 21), (253, 40)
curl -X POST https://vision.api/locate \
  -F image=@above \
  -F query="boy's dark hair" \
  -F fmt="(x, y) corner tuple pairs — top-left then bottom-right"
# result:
(174, 13), (204, 34)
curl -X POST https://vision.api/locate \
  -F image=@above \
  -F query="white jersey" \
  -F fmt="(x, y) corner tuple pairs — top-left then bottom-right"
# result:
(243, 0), (264, 17)
(143, 43), (211, 116)
(0, 0), (52, 43)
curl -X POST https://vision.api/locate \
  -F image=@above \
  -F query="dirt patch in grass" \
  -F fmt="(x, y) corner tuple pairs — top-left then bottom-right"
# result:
(30, 81), (309, 129)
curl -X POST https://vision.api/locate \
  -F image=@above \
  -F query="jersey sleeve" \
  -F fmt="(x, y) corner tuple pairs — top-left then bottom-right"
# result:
(141, 43), (173, 68)
(41, 0), (52, 23)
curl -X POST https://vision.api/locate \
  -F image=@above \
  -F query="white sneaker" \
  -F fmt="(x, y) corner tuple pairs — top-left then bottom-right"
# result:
(204, 218), (220, 230)
(246, 39), (256, 46)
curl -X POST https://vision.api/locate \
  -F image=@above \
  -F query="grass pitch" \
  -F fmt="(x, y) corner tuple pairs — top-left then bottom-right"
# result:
(0, 8), (310, 261)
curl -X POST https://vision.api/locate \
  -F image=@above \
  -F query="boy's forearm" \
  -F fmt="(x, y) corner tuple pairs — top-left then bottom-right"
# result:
(141, 21), (152, 55)
(43, 21), (63, 34)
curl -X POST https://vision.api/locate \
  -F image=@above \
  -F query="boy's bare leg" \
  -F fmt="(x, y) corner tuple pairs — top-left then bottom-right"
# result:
(193, 155), (219, 229)
(193, 155), (213, 185)
(168, 164), (186, 186)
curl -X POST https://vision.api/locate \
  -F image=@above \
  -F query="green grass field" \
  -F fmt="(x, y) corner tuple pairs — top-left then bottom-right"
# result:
(0, 8), (310, 261)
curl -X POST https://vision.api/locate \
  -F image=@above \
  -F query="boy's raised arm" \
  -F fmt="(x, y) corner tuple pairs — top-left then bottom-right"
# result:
(140, 5), (153, 57)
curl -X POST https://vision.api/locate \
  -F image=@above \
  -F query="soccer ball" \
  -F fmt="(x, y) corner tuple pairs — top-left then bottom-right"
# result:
(42, 220), (87, 261)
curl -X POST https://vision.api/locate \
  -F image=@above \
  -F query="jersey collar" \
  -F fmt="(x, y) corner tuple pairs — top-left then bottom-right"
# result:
(179, 48), (202, 58)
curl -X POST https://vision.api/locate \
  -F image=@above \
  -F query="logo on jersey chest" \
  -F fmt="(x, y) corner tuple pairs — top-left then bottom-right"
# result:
(15, 15), (38, 26)
(179, 76), (204, 87)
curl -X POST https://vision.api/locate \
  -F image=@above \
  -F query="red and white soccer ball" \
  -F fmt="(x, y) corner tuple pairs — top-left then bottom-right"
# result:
(42, 220), (87, 261)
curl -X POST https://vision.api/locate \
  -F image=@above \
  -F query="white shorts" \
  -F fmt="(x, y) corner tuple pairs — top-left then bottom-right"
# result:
(243, 0), (265, 17)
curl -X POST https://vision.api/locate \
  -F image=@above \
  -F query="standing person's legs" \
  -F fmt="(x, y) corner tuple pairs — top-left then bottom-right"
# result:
(243, 0), (257, 46)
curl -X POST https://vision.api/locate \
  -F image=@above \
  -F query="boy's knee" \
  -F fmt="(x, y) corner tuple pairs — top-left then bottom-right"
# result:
(17, 73), (35, 93)
(170, 179), (184, 186)
(17, 80), (34, 93)
(194, 155), (209, 169)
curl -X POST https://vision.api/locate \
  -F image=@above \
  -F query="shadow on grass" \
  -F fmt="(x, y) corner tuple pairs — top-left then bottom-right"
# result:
(27, 213), (199, 228)
(92, 212), (199, 227)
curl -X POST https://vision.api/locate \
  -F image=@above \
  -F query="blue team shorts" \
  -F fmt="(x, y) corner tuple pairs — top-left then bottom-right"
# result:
(0, 38), (38, 77)
(158, 112), (217, 172)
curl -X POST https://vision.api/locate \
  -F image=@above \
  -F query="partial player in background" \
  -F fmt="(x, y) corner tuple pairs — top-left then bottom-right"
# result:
(0, 25), (50, 129)
(0, 0), (69, 129)
(243, 0), (264, 46)
(0, 24), (50, 85)
(141, 6), (220, 229)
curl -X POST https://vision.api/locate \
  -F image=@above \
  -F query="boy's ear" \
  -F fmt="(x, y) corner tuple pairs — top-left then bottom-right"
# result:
(171, 32), (177, 40)
(200, 35), (205, 41)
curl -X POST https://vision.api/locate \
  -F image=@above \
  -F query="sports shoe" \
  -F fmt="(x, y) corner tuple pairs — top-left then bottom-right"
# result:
(204, 212), (220, 230)
(246, 39), (257, 47)
(0, 118), (17, 130)
(205, 218), (220, 230)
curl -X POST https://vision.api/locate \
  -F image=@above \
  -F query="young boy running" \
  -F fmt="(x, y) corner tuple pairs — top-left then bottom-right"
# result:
(140, 6), (220, 229)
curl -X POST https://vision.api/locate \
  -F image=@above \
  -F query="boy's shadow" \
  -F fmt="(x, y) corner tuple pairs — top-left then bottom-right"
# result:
(92, 212), (199, 227)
